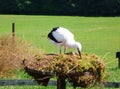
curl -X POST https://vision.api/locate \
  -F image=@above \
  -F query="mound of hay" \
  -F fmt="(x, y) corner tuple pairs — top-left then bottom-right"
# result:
(24, 52), (105, 88)
(0, 35), (42, 78)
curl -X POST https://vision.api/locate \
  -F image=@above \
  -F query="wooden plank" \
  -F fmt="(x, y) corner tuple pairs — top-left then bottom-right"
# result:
(0, 80), (38, 86)
(0, 80), (120, 88)
(103, 82), (120, 88)
(12, 22), (15, 43)
(116, 52), (120, 58)
(116, 52), (120, 68)
(0, 80), (56, 86)
(12, 23), (15, 33)
(57, 76), (66, 89)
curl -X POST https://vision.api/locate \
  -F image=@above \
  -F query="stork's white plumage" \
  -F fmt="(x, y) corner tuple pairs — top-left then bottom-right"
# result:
(48, 27), (82, 58)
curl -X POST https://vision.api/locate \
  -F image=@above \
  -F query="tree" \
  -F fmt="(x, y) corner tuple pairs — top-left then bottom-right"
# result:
(0, 0), (18, 14)
(0, 0), (120, 16)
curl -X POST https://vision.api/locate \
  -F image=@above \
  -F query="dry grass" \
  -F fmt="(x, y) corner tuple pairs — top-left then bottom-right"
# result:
(0, 35), (43, 78)
(24, 52), (105, 88)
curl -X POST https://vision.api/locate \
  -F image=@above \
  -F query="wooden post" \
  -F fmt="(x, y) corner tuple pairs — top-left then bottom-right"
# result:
(57, 76), (66, 89)
(12, 22), (15, 43)
(116, 52), (120, 68)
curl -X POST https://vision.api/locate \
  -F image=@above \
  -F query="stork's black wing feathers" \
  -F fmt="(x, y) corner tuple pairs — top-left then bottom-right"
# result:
(48, 27), (62, 43)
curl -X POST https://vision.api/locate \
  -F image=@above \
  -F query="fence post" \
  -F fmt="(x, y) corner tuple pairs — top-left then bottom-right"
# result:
(57, 75), (66, 89)
(116, 52), (120, 68)
(12, 22), (15, 43)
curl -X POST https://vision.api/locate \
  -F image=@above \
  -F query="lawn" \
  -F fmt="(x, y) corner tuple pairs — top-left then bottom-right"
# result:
(0, 86), (116, 89)
(0, 15), (120, 88)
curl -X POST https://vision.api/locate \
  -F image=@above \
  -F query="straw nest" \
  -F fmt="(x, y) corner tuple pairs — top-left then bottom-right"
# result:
(24, 52), (105, 88)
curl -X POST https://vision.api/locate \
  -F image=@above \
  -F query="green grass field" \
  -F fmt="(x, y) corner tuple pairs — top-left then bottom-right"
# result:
(0, 15), (120, 89)
(0, 86), (117, 89)
(0, 86), (116, 89)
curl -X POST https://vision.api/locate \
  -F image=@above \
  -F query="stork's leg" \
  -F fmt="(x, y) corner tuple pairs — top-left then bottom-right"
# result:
(58, 44), (63, 54)
(58, 46), (62, 54)
(64, 46), (66, 54)
(60, 48), (62, 54)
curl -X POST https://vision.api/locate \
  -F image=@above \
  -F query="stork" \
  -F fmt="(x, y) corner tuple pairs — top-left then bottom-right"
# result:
(47, 27), (82, 59)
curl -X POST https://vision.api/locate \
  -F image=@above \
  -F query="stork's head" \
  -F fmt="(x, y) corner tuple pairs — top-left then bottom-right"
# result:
(75, 42), (82, 59)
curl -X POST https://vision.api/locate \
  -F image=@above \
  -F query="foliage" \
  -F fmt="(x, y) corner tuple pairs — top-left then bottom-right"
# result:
(24, 53), (105, 88)
(0, 0), (120, 16)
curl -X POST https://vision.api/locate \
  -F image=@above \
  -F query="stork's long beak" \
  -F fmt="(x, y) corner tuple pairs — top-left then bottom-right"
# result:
(77, 48), (82, 59)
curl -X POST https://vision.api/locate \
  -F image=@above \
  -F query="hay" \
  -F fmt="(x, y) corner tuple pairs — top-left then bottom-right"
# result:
(24, 52), (105, 88)
(0, 35), (42, 78)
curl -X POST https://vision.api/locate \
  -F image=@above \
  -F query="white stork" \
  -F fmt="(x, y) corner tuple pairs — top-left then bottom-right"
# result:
(47, 27), (82, 59)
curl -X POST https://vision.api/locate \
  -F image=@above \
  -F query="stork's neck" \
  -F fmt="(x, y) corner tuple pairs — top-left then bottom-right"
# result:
(66, 40), (77, 48)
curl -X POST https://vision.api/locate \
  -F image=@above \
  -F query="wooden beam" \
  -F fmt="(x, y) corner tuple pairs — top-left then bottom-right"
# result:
(12, 22), (15, 43)
(116, 52), (120, 68)
(0, 80), (56, 86)
(0, 80), (120, 88)
(12, 23), (15, 37)
(104, 82), (120, 88)
(57, 76), (66, 89)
